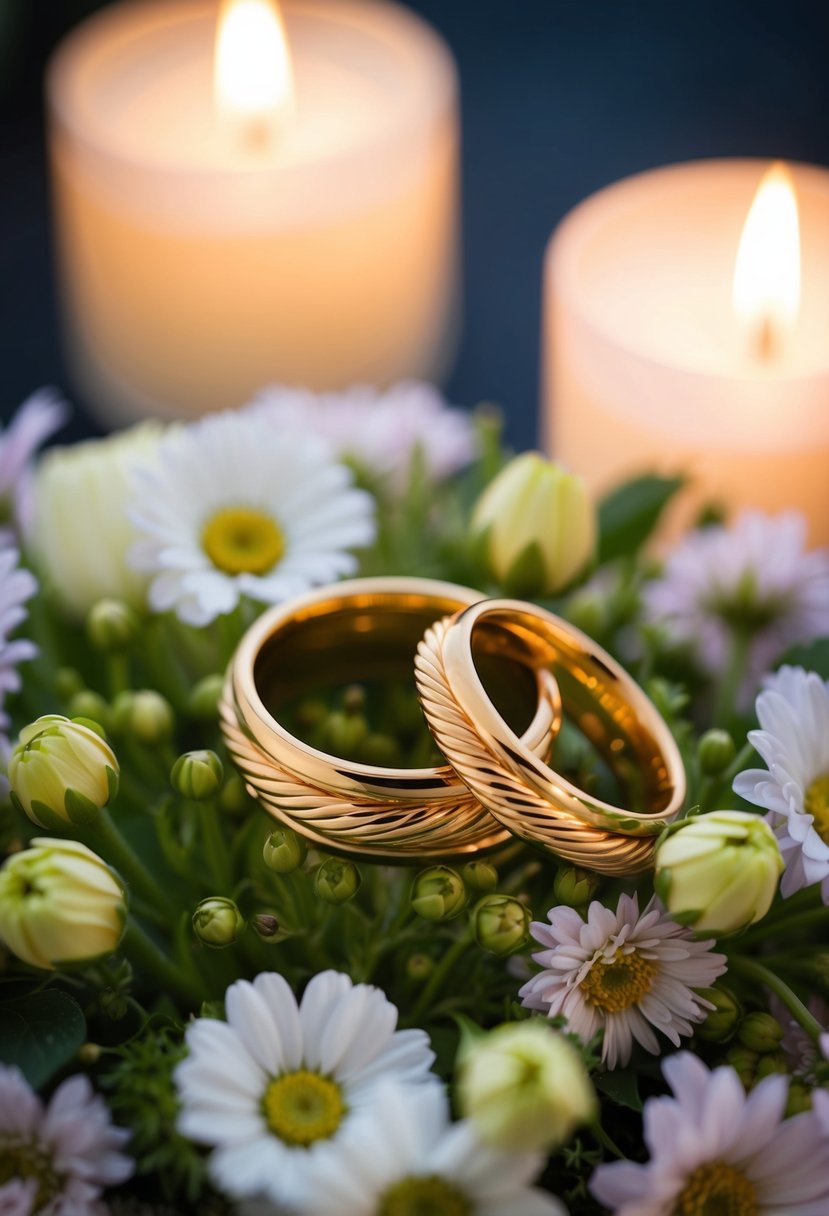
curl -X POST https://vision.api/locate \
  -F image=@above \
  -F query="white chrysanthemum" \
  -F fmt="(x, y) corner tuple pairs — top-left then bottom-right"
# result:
(259, 1082), (567, 1216)
(246, 381), (475, 487)
(32, 423), (163, 619)
(174, 970), (436, 1210)
(644, 512), (829, 700)
(734, 664), (829, 902)
(591, 1052), (829, 1215)
(0, 1063), (132, 1214)
(519, 895), (727, 1069)
(0, 388), (67, 541)
(0, 546), (37, 763)
(129, 411), (376, 626)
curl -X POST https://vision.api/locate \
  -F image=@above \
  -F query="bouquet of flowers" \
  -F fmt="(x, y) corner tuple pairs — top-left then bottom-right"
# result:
(2, 382), (829, 1216)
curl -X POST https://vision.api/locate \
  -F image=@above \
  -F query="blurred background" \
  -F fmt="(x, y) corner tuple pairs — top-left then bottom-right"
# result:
(3, 0), (829, 447)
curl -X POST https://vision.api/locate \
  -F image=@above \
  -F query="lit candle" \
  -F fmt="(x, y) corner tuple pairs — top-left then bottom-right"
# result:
(48, 0), (459, 426)
(542, 159), (829, 543)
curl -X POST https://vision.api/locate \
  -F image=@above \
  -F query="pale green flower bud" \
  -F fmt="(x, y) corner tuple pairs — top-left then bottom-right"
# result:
(9, 715), (119, 829)
(187, 674), (224, 721)
(553, 866), (601, 908)
(263, 828), (306, 874)
(170, 750), (223, 801)
(55, 667), (85, 701)
(697, 729), (737, 776)
(695, 986), (742, 1043)
(411, 866), (467, 922)
(66, 691), (113, 735)
(471, 452), (595, 595)
(218, 774), (249, 818)
(314, 857), (361, 904)
(0, 837), (126, 969)
(406, 952), (434, 981)
(755, 1052), (788, 1080)
(472, 894), (530, 955)
(112, 690), (175, 746)
(786, 1082), (813, 1117)
(462, 861), (498, 892)
(86, 598), (140, 652)
(654, 810), (783, 935)
(192, 896), (243, 947)
(458, 1021), (597, 1152)
(726, 1044), (759, 1088)
(738, 1012), (784, 1054)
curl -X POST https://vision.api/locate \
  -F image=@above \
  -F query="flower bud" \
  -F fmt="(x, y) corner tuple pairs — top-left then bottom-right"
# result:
(654, 810), (783, 935)
(187, 674), (224, 721)
(471, 894), (530, 956)
(66, 691), (113, 735)
(725, 1045), (759, 1088)
(462, 861), (498, 892)
(251, 912), (280, 941)
(0, 837), (126, 969)
(738, 1012), (784, 1054)
(314, 857), (361, 904)
(553, 866), (601, 908)
(263, 828), (306, 874)
(218, 774), (249, 818)
(697, 729), (737, 777)
(786, 1081), (813, 1117)
(695, 986), (742, 1043)
(458, 1021), (596, 1152)
(406, 952), (434, 981)
(192, 896), (243, 947)
(170, 750), (223, 801)
(322, 710), (369, 759)
(112, 690), (175, 746)
(755, 1052), (788, 1081)
(9, 715), (119, 829)
(411, 866), (467, 922)
(471, 452), (595, 596)
(86, 598), (140, 653)
(55, 667), (85, 701)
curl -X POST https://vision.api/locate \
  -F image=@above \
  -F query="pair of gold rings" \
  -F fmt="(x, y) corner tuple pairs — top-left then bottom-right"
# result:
(220, 577), (685, 875)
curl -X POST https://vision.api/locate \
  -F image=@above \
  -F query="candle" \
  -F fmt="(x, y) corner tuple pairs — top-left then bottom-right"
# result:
(47, 0), (459, 426)
(542, 159), (829, 544)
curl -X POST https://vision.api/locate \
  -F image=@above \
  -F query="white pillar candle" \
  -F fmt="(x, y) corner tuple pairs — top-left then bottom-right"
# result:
(48, 0), (459, 425)
(542, 159), (829, 544)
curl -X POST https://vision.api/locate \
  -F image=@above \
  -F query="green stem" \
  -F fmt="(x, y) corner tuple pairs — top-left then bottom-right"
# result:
(82, 810), (169, 910)
(122, 918), (203, 1009)
(200, 802), (232, 892)
(408, 926), (472, 1025)
(106, 653), (131, 698)
(740, 906), (829, 945)
(713, 629), (752, 728)
(729, 955), (823, 1042)
(591, 1120), (626, 1160)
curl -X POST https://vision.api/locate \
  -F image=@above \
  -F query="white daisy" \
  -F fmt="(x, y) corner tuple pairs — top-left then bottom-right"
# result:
(246, 381), (475, 488)
(266, 1081), (567, 1216)
(734, 664), (829, 902)
(590, 1051), (829, 1215)
(644, 512), (829, 701)
(129, 410), (376, 626)
(0, 1062), (133, 1215)
(0, 388), (67, 540)
(174, 970), (436, 1210)
(519, 894), (727, 1069)
(0, 546), (37, 763)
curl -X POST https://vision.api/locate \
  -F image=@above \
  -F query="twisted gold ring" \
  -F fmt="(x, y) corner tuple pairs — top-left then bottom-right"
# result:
(220, 578), (562, 860)
(415, 599), (685, 874)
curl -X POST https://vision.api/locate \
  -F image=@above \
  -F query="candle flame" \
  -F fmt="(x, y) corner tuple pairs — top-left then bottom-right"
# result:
(214, 0), (294, 143)
(732, 162), (800, 360)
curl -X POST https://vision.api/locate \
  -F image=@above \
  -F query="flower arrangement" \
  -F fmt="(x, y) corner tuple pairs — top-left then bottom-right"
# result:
(2, 382), (829, 1215)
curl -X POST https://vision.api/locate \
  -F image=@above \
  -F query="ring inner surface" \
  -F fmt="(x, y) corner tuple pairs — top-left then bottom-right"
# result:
(470, 611), (675, 815)
(254, 597), (541, 752)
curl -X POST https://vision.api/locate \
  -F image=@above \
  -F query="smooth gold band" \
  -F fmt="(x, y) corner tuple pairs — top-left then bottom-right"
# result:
(415, 599), (686, 874)
(220, 578), (562, 860)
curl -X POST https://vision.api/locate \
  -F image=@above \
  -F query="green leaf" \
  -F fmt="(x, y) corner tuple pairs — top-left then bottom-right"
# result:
(777, 637), (829, 680)
(598, 474), (686, 563)
(595, 1068), (643, 1112)
(0, 990), (86, 1089)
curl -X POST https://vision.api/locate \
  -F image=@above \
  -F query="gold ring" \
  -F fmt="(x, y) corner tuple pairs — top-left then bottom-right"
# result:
(415, 599), (686, 874)
(220, 578), (562, 861)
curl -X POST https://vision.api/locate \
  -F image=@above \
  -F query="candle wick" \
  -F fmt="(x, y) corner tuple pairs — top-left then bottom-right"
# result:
(753, 315), (779, 362)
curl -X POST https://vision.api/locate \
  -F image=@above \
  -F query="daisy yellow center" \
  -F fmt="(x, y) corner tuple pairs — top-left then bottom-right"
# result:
(805, 773), (829, 844)
(672, 1161), (758, 1216)
(580, 948), (657, 1013)
(0, 1140), (60, 1209)
(262, 1070), (345, 1146)
(379, 1176), (472, 1216)
(202, 507), (284, 575)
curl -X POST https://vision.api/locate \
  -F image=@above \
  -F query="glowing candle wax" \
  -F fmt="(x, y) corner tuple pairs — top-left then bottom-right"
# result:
(48, 0), (459, 425)
(542, 160), (829, 543)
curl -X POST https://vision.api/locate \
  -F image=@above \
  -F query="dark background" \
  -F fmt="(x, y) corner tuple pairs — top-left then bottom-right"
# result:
(3, 0), (829, 448)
